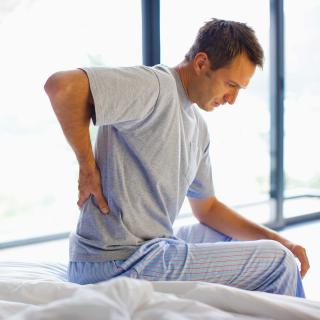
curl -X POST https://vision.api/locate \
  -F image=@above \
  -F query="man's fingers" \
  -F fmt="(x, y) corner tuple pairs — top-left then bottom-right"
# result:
(77, 198), (86, 209)
(94, 191), (109, 214)
(77, 163), (108, 214)
(77, 191), (90, 209)
(300, 259), (309, 279)
(77, 192), (108, 214)
(77, 198), (84, 208)
(301, 265), (308, 278)
(300, 256), (310, 279)
(295, 247), (310, 278)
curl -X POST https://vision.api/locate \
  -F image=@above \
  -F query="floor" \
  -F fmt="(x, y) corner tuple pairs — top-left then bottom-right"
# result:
(0, 219), (319, 301)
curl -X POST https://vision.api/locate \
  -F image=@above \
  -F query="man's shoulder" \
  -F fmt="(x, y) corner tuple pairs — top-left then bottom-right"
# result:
(150, 64), (176, 85)
(82, 64), (175, 84)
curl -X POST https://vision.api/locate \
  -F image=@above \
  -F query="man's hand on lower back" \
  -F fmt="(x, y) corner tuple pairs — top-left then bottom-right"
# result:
(77, 163), (109, 214)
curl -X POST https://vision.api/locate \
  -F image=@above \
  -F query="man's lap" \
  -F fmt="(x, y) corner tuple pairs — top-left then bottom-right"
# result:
(68, 223), (304, 298)
(68, 224), (232, 284)
(68, 223), (290, 286)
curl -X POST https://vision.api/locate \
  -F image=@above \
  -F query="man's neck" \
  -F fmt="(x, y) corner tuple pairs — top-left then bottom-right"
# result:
(174, 62), (193, 102)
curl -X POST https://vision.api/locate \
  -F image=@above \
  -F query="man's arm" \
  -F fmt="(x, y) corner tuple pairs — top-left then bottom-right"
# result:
(188, 196), (310, 278)
(44, 69), (109, 214)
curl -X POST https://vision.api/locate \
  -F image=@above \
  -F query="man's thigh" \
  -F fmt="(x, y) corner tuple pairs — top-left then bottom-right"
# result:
(117, 237), (295, 294)
(174, 222), (233, 243)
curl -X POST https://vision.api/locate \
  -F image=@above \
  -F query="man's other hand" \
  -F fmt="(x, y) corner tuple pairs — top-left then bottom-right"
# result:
(282, 240), (310, 278)
(77, 163), (109, 214)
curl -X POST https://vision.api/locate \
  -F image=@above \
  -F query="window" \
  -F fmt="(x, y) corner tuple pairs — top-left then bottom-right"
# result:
(283, 0), (320, 218)
(0, 0), (141, 243)
(2, 0), (319, 246)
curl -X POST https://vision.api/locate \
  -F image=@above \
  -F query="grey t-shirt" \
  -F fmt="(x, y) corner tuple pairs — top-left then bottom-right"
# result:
(69, 65), (215, 262)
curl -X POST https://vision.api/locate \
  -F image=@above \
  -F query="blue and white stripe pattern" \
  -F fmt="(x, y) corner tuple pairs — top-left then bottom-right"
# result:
(68, 223), (305, 298)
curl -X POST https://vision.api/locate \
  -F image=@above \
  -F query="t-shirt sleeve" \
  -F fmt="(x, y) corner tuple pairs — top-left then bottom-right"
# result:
(81, 66), (159, 126)
(187, 142), (215, 199)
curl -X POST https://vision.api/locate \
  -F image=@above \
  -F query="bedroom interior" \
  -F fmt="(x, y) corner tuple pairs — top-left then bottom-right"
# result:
(0, 0), (319, 318)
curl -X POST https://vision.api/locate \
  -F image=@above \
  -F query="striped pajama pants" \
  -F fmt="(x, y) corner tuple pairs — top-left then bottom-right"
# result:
(68, 223), (305, 297)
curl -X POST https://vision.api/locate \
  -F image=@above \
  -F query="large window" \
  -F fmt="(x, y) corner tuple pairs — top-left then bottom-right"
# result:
(161, 0), (271, 224)
(0, 0), (141, 243)
(283, 0), (320, 218)
(1, 0), (319, 247)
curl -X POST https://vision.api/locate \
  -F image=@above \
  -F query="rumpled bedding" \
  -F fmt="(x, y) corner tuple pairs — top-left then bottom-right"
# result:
(0, 262), (319, 319)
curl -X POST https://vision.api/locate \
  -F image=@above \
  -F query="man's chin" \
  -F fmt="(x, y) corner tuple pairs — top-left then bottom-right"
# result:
(197, 103), (215, 112)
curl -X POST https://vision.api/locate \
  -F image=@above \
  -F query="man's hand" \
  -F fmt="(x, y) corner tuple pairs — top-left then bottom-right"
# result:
(77, 162), (109, 214)
(281, 240), (310, 278)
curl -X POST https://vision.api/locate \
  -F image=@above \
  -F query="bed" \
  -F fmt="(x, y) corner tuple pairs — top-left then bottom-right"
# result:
(0, 261), (319, 319)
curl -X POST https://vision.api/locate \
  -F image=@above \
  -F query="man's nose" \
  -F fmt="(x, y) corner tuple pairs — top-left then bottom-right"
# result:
(224, 90), (239, 105)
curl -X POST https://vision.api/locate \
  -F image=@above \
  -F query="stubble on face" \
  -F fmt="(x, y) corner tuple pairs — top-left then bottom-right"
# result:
(195, 54), (257, 111)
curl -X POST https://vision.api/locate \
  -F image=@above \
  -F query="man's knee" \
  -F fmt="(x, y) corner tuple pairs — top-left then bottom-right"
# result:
(258, 240), (297, 273)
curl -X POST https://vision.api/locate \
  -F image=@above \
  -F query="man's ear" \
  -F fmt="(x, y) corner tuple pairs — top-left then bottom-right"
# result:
(193, 52), (209, 74)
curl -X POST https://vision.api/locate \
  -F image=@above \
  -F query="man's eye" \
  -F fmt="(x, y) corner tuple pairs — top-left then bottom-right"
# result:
(227, 82), (236, 88)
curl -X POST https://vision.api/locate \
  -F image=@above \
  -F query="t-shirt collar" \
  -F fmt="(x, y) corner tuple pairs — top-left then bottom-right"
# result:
(169, 67), (194, 108)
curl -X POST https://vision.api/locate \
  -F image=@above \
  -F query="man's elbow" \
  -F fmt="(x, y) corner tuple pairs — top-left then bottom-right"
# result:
(44, 71), (80, 117)
(44, 72), (57, 96)
(44, 70), (92, 108)
(44, 72), (66, 98)
(189, 196), (219, 222)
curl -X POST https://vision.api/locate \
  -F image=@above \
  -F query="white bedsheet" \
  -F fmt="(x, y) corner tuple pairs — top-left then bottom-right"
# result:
(0, 262), (319, 319)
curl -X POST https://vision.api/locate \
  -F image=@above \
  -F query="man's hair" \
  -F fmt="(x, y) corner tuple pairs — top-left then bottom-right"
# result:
(185, 18), (264, 70)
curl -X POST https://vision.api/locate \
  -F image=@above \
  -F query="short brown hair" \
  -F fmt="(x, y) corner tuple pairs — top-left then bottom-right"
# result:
(185, 18), (264, 70)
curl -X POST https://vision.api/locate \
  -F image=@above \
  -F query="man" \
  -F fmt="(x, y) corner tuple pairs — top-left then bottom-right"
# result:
(45, 18), (309, 297)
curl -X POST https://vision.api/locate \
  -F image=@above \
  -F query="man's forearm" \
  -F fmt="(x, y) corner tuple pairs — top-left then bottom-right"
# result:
(44, 70), (95, 167)
(197, 198), (310, 277)
(200, 199), (283, 242)
(45, 69), (109, 213)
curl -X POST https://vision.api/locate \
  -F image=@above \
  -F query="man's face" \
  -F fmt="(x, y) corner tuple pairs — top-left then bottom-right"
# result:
(189, 53), (256, 111)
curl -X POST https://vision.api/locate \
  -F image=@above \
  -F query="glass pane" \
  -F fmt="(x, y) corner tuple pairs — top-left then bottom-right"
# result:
(0, 0), (141, 243)
(161, 0), (271, 224)
(283, 0), (320, 218)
